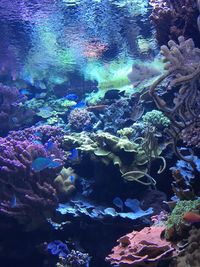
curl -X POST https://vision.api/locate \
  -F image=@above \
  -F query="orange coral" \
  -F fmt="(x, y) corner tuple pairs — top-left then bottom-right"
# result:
(106, 226), (174, 267)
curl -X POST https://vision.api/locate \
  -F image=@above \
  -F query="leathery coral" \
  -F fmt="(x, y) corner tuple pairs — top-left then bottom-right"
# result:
(106, 226), (174, 267)
(149, 36), (200, 159)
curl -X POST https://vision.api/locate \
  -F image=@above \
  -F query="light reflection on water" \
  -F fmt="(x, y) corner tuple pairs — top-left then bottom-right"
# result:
(0, 0), (156, 86)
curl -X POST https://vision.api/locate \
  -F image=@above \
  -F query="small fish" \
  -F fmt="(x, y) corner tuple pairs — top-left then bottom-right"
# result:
(45, 140), (55, 151)
(31, 157), (61, 172)
(104, 89), (125, 100)
(72, 101), (86, 109)
(68, 148), (79, 161)
(112, 197), (124, 212)
(23, 73), (34, 85)
(10, 195), (17, 208)
(32, 140), (42, 145)
(35, 92), (46, 99)
(87, 105), (108, 112)
(19, 88), (31, 95)
(64, 93), (78, 101)
(183, 212), (200, 223)
(34, 131), (42, 138)
(69, 175), (75, 183)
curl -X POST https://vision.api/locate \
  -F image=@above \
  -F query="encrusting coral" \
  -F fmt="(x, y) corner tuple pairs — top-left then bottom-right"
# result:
(54, 167), (78, 202)
(106, 226), (174, 267)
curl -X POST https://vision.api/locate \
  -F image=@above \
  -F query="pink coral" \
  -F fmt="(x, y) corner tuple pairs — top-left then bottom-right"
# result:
(106, 226), (174, 267)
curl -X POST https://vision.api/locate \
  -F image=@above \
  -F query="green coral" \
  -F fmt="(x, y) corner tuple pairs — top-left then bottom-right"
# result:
(117, 127), (135, 138)
(166, 200), (200, 239)
(142, 110), (170, 129)
(63, 131), (164, 183)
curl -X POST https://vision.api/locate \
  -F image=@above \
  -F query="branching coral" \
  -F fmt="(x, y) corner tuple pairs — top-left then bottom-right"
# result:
(7, 125), (65, 144)
(149, 36), (200, 159)
(106, 226), (174, 267)
(0, 137), (63, 229)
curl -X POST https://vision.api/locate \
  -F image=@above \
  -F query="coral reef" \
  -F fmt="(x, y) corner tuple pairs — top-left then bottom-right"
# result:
(106, 226), (174, 267)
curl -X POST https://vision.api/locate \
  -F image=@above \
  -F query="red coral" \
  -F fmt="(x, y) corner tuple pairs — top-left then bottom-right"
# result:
(106, 227), (174, 267)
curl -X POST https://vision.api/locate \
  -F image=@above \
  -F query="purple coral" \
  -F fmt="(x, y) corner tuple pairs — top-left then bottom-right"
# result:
(7, 125), (66, 160)
(68, 108), (92, 132)
(0, 137), (63, 229)
(0, 83), (34, 133)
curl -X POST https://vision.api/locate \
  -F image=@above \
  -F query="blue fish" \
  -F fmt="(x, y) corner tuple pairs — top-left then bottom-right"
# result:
(34, 131), (42, 138)
(69, 175), (75, 183)
(45, 140), (55, 151)
(64, 93), (78, 101)
(31, 157), (61, 172)
(112, 197), (124, 211)
(68, 148), (79, 161)
(19, 88), (31, 95)
(71, 101), (86, 109)
(32, 140), (42, 145)
(10, 195), (17, 208)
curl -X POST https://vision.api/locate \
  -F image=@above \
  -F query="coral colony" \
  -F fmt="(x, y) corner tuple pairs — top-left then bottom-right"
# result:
(1, 0), (200, 267)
